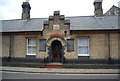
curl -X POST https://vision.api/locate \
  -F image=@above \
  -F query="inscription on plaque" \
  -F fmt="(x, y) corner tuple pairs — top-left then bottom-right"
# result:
(53, 25), (60, 30)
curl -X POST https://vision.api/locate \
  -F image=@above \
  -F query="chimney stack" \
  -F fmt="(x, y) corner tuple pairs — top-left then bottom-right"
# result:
(94, 0), (103, 17)
(21, 2), (31, 20)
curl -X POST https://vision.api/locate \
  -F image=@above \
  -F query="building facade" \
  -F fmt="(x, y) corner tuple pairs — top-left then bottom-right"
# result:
(1, 0), (120, 64)
(104, 5), (120, 16)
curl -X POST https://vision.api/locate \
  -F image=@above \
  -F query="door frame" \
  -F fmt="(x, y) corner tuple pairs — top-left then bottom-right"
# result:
(46, 36), (66, 63)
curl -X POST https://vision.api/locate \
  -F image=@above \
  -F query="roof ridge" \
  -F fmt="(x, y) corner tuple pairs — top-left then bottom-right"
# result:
(2, 16), (118, 21)
(2, 18), (47, 21)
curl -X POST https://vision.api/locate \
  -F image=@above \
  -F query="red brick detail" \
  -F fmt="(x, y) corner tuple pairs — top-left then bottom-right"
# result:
(50, 34), (63, 37)
(45, 64), (63, 68)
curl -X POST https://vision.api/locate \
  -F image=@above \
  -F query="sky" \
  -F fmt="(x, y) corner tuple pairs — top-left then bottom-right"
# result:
(0, 0), (120, 20)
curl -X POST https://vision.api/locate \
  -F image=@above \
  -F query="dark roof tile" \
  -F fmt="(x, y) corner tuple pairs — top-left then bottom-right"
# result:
(1, 16), (119, 32)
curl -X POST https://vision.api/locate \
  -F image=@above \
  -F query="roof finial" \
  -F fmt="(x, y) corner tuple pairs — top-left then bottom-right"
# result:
(25, 0), (30, 2)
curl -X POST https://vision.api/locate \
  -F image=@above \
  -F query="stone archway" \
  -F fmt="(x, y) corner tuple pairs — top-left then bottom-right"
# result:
(46, 36), (66, 63)
(51, 40), (62, 62)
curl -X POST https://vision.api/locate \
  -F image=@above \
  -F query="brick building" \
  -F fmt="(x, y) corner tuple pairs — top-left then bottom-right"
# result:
(1, 0), (120, 64)
(104, 5), (120, 16)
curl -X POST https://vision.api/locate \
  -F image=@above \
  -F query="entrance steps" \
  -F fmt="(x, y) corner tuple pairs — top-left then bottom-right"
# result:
(45, 62), (63, 68)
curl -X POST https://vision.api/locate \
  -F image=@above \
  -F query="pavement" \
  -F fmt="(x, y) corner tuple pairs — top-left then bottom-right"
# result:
(1, 66), (119, 74)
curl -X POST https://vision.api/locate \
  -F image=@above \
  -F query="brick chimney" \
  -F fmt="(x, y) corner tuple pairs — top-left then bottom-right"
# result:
(21, 2), (31, 20)
(93, 0), (103, 17)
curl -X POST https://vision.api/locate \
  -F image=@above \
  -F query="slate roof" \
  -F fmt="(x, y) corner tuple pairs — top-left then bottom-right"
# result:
(1, 18), (47, 32)
(1, 16), (119, 32)
(66, 16), (119, 30)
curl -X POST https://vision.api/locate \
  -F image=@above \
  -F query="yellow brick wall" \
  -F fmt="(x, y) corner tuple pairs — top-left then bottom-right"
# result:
(2, 35), (10, 57)
(110, 34), (119, 59)
(2, 33), (119, 60)
(90, 34), (109, 59)
(13, 35), (26, 57)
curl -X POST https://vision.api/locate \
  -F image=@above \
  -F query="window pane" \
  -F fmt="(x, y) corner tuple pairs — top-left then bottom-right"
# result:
(78, 37), (89, 46)
(39, 40), (46, 51)
(78, 37), (89, 56)
(28, 47), (36, 54)
(67, 39), (74, 51)
(27, 38), (36, 55)
(28, 38), (36, 46)
(78, 46), (88, 54)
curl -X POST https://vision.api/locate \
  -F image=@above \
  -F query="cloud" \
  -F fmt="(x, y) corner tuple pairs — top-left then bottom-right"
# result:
(0, 0), (119, 20)
(0, 0), (24, 20)
(117, 0), (120, 6)
(30, 0), (94, 18)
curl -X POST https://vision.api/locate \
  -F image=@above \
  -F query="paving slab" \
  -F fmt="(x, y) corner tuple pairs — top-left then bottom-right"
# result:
(1, 66), (119, 74)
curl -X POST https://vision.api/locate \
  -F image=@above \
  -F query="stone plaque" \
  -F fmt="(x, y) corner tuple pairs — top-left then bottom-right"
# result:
(53, 25), (60, 30)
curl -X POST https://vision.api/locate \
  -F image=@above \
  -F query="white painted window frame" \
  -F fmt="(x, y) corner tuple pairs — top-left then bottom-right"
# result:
(27, 38), (36, 55)
(78, 37), (90, 56)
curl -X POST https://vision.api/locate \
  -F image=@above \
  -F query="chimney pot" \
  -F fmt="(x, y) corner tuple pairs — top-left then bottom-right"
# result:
(94, 0), (103, 17)
(54, 11), (60, 15)
(21, 2), (31, 20)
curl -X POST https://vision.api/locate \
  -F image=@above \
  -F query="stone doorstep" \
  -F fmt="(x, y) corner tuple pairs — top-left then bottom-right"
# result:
(45, 65), (63, 68)
(45, 62), (63, 68)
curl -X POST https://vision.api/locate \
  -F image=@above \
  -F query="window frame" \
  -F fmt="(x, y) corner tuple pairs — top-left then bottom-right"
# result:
(67, 39), (74, 52)
(39, 39), (46, 51)
(26, 38), (36, 55)
(78, 37), (90, 56)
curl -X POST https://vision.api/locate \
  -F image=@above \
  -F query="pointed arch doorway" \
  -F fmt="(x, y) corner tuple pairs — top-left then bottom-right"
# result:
(51, 40), (62, 62)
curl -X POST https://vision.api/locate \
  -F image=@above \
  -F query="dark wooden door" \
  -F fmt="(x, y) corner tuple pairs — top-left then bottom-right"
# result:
(51, 40), (62, 62)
